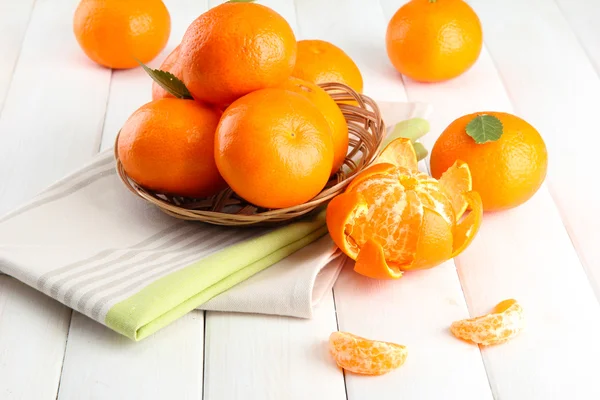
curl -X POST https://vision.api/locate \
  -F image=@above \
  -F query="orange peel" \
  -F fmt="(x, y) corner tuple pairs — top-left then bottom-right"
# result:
(326, 137), (482, 279)
(375, 137), (419, 170)
(451, 191), (483, 257)
(450, 299), (524, 346)
(438, 160), (472, 219)
(329, 331), (408, 375)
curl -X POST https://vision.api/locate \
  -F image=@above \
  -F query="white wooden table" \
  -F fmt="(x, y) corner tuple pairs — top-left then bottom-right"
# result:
(1, 0), (600, 399)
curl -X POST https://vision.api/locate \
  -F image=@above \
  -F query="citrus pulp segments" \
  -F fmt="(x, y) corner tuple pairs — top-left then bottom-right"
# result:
(375, 137), (418, 170)
(329, 331), (408, 375)
(451, 191), (483, 258)
(450, 299), (524, 346)
(346, 172), (424, 268)
(345, 162), (398, 194)
(438, 160), (472, 220)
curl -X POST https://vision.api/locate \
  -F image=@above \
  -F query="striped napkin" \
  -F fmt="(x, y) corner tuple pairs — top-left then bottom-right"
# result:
(0, 101), (430, 341)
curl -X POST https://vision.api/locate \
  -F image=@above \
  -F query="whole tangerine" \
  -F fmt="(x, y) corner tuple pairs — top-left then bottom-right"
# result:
(178, 2), (297, 106)
(276, 77), (349, 175)
(292, 40), (363, 94)
(386, 0), (482, 82)
(73, 0), (171, 69)
(215, 88), (334, 209)
(118, 99), (226, 198)
(430, 112), (548, 211)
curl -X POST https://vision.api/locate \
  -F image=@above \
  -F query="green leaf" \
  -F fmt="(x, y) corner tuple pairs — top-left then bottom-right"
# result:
(137, 60), (193, 100)
(465, 114), (503, 144)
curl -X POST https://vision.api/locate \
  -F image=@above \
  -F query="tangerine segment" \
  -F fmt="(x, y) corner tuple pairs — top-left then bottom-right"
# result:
(329, 331), (408, 375)
(438, 160), (472, 220)
(451, 299), (524, 346)
(451, 191), (483, 258)
(404, 206), (453, 270)
(375, 137), (418, 171)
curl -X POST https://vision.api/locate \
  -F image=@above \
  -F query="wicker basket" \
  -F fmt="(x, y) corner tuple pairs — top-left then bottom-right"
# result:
(115, 82), (385, 226)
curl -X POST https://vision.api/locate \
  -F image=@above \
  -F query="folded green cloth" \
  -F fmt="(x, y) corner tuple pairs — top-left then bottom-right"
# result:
(107, 211), (328, 340)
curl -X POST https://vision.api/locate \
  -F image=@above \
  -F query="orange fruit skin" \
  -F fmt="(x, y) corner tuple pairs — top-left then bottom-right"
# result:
(386, 0), (482, 82)
(292, 40), (364, 93)
(117, 99), (226, 198)
(430, 112), (548, 211)
(215, 88), (334, 209)
(73, 0), (171, 69)
(179, 3), (297, 106)
(276, 77), (349, 175)
(152, 45), (181, 101)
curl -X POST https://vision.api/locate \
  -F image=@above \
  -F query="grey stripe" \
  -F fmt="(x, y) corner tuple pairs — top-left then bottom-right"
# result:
(1, 167), (116, 224)
(89, 229), (261, 320)
(63, 226), (220, 305)
(43, 154), (114, 195)
(38, 221), (189, 291)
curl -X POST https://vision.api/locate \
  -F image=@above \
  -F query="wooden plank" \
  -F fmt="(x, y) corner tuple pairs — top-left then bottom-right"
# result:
(297, 1), (492, 399)
(0, 0), (111, 397)
(100, 0), (209, 151)
(203, 294), (346, 400)
(57, 312), (204, 399)
(0, 0), (36, 110)
(200, 3), (345, 400)
(0, 277), (71, 399)
(555, 0), (600, 74)
(378, 0), (600, 397)
(0, 0), (111, 215)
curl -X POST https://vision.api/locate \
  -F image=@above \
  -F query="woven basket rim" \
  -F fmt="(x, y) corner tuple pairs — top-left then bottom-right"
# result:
(115, 82), (385, 226)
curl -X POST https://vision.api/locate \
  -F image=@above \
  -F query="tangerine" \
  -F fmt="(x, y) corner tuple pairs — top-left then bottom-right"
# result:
(73, 0), (171, 69)
(326, 138), (483, 279)
(276, 77), (349, 175)
(215, 88), (334, 209)
(386, 0), (482, 82)
(292, 40), (363, 94)
(430, 112), (548, 211)
(117, 99), (226, 198)
(179, 2), (297, 105)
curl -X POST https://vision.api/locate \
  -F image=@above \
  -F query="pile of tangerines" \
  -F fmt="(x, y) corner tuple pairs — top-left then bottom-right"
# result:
(73, 0), (545, 372)
(76, 0), (364, 210)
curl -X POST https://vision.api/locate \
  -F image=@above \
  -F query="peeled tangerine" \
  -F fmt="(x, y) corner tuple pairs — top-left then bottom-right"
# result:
(326, 138), (483, 279)
(329, 331), (408, 375)
(451, 299), (524, 346)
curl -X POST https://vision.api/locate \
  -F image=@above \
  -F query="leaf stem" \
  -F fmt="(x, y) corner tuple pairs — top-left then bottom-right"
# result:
(413, 142), (428, 161)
